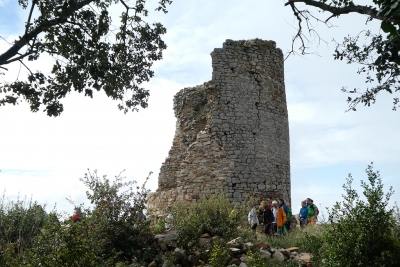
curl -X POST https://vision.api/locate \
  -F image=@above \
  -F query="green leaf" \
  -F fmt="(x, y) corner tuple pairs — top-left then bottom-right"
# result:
(381, 21), (397, 35)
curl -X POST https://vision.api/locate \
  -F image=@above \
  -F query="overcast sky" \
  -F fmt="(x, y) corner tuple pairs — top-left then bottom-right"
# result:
(1, 0), (399, 216)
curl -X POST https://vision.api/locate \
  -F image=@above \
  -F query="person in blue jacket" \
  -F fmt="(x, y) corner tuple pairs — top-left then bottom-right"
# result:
(299, 200), (308, 227)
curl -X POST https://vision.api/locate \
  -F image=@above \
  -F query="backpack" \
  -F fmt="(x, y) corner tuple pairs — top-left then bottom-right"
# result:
(310, 204), (319, 215)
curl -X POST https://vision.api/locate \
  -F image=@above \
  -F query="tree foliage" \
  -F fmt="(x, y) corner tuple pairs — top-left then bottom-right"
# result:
(0, 0), (171, 116)
(285, 0), (400, 110)
(324, 163), (400, 267)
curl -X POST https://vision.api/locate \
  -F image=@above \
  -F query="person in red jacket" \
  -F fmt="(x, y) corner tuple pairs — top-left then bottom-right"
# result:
(72, 207), (82, 223)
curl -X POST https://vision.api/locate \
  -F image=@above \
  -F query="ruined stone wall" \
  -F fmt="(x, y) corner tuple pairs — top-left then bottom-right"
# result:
(147, 39), (290, 216)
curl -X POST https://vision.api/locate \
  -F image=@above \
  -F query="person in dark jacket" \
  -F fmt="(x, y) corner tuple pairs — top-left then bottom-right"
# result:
(259, 201), (274, 236)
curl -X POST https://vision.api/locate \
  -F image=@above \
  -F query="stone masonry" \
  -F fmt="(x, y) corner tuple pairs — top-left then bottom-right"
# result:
(147, 39), (290, 216)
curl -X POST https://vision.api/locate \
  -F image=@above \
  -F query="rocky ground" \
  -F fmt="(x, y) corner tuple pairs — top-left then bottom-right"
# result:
(146, 230), (313, 267)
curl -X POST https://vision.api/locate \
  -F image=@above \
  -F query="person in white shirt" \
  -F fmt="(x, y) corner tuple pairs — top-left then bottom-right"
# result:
(165, 206), (174, 230)
(248, 203), (259, 232)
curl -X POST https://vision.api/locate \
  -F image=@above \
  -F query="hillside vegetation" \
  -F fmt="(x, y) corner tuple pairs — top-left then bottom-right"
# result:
(1, 164), (399, 266)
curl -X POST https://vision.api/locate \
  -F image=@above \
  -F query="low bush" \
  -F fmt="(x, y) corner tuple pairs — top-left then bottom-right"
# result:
(0, 194), (59, 264)
(208, 242), (230, 267)
(172, 194), (254, 247)
(0, 170), (156, 267)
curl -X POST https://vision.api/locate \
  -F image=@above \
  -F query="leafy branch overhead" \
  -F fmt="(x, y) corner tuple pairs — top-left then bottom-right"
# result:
(285, 0), (400, 111)
(0, 0), (172, 116)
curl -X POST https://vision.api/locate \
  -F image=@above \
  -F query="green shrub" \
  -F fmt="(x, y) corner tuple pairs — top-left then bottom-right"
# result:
(0, 193), (60, 265)
(150, 216), (166, 234)
(296, 230), (325, 267)
(0, 170), (157, 267)
(323, 163), (400, 267)
(208, 242), (230, 267)
(172, 194), (252, 247)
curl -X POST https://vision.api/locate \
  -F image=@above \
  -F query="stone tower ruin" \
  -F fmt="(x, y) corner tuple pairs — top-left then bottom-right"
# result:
(147, 39), (290, 216)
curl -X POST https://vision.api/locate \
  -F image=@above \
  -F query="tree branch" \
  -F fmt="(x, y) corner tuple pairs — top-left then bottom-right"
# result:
(0, 51), (37, 65)
(18, 59), (33, 75)
(0, 0), (93, 65)
(285, 0), (393, 24)
(25, 0), (37, 35)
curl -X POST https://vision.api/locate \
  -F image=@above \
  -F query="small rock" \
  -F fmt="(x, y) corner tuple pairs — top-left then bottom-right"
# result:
(259, 250), (271, 259)
(240, 255), (248, 263)
(200, 233), (210, 238)
(299, 253), (312, 267)
(174, 248), (186, 260)
(158, 231), (178, 248)
(226, 237), (242, 249)
(272, 251), (285, 262)
(229, 248), (241, 254)
(286, 247), (299, 253)
(148, 261), (157, 267)
(188, 255), (200, 265)
(160, 243), (168, 251)
(228, 258), (241, 265)
(199, 238), (211, 247)
(239, 263), (248, 267)
(278, 249), (290, 259)
(211, 236), (220, 242)
(299, 253), (311, 262)
(162, 260), (175, 267)
(254, 242), (270, 250)
(241, 242), (254, 252)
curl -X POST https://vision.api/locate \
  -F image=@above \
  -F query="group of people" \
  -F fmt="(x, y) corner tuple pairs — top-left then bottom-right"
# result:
(299, 198), (318, 226)
(248, 197), (318, 236)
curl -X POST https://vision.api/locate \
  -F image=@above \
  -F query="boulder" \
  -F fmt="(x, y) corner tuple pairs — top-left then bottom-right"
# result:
(239, 263), (248, 267)
(272, 251), (285, 262)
